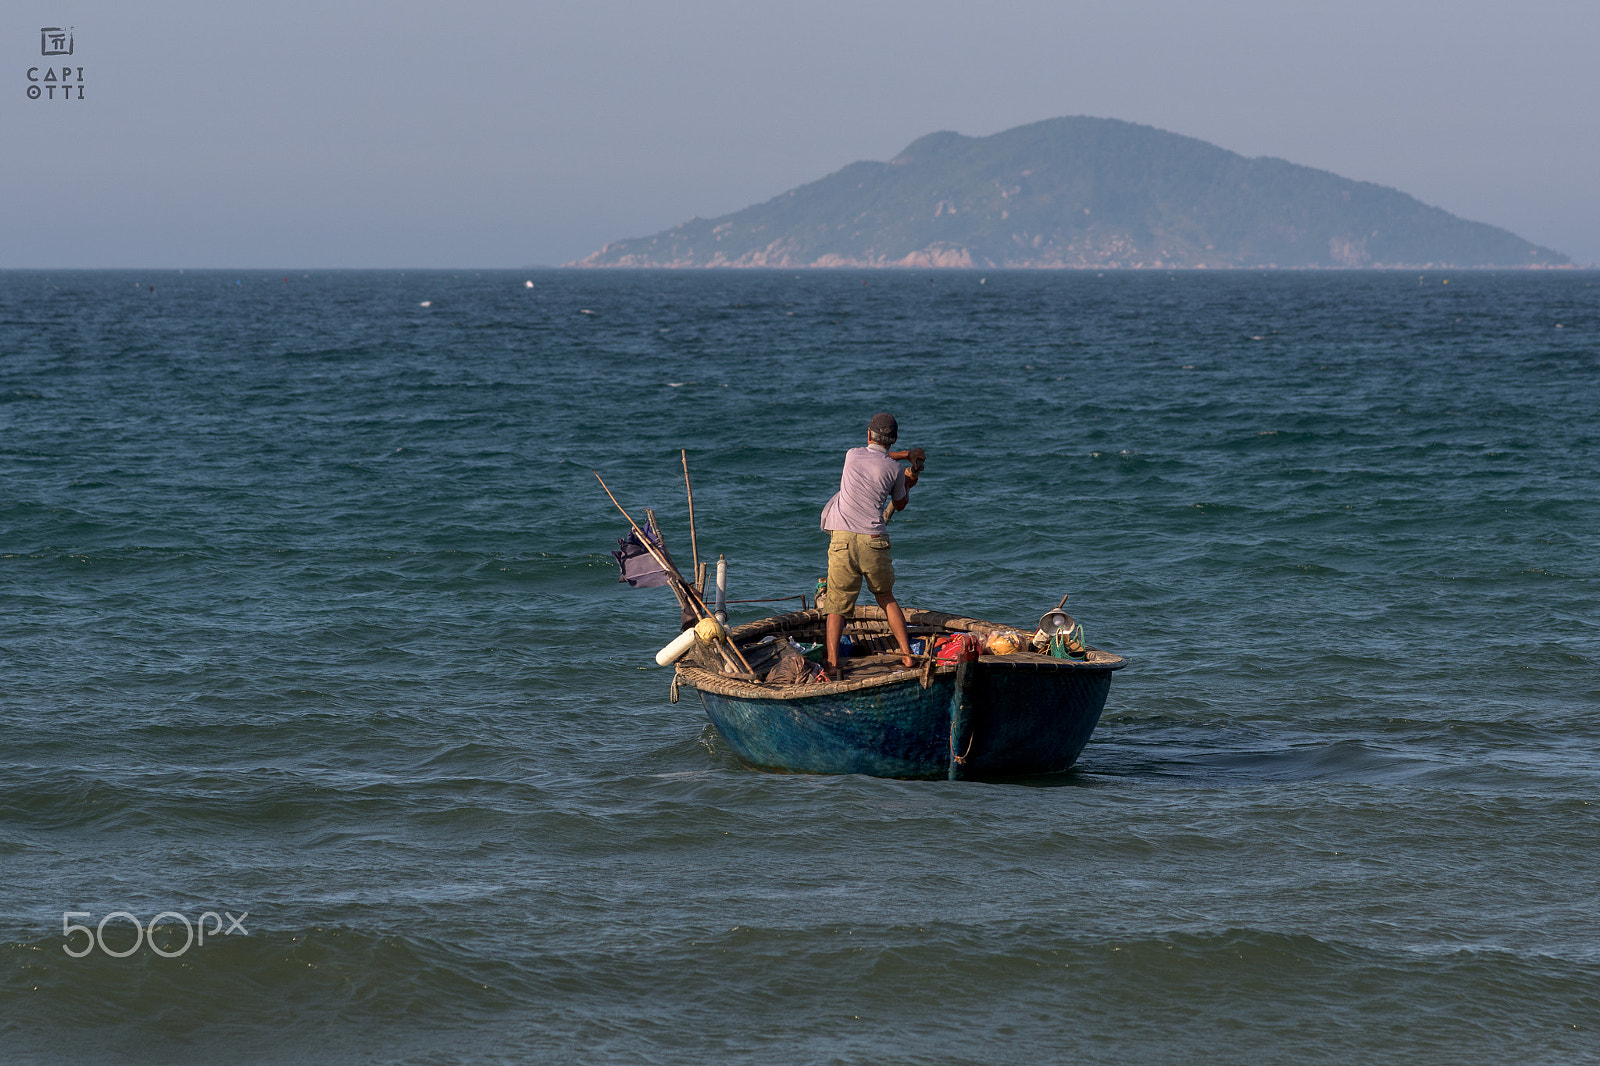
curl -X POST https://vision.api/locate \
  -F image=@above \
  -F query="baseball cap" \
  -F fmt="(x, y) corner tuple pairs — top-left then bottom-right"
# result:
(868, 413), (898, 443)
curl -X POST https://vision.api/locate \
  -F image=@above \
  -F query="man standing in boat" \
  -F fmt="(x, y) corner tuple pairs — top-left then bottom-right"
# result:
(820, 413), (924, 680)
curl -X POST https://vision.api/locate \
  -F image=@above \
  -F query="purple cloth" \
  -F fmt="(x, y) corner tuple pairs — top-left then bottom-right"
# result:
(613, 528), (669, 587)
(819, 443), (906, 537)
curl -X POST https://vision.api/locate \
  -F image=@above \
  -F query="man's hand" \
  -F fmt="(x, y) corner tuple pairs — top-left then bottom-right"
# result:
(890, 447), (927, 473)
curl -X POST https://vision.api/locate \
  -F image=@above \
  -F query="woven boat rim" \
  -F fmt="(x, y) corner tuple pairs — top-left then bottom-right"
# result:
(675, 605), (1125, 699)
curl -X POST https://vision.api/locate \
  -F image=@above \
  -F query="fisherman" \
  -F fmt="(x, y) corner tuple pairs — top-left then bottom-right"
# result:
(819, 413), (925, 680)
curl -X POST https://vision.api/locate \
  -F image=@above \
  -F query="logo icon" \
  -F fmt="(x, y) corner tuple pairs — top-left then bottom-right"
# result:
(41, 27), (73, 56)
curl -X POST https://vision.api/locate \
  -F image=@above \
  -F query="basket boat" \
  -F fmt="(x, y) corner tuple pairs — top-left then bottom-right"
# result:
(672, 605), (1127, 780)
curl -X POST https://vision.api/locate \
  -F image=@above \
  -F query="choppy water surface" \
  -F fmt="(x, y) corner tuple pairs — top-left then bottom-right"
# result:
(2, 269), (1598, 1064)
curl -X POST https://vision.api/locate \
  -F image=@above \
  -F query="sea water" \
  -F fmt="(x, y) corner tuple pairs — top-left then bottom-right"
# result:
(2, 269), (1597, 1064)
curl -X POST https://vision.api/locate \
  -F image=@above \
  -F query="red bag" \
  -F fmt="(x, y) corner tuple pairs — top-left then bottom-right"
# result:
(933, 633), (983, 664)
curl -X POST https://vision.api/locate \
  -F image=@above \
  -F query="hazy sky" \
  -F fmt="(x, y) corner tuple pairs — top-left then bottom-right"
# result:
(5, 0), (1597, 267)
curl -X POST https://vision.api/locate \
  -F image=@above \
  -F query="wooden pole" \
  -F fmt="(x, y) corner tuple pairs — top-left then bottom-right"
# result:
(644, 508), (690, 618)
(595, 471), (757, 677)
(681, 450), (701, 586)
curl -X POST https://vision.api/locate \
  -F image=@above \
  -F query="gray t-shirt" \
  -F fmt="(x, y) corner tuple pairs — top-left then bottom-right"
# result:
(820, 443), (906, 537)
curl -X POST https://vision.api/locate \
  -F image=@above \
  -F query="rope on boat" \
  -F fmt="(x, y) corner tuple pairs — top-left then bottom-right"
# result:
(723, 595), (811, 609)
(948, 659), (977, 778)
(951, 732), (974, 765)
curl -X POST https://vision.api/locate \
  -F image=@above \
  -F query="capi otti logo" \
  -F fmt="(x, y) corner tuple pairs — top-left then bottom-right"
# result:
(27, 25), (85, 101)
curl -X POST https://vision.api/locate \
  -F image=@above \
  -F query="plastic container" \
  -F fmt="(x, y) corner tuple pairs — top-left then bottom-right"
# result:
(790, 640), (826, 663)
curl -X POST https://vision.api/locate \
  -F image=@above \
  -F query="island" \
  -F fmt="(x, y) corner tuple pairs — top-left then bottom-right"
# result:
(571, 116), (1569, 270)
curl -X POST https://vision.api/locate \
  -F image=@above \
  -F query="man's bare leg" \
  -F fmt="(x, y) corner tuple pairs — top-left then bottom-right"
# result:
(825, 612), (846, 680)
(878, 595), (914, 668)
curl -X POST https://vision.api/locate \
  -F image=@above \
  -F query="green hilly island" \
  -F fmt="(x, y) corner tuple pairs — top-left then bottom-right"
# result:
(573, 117), (1568, 269)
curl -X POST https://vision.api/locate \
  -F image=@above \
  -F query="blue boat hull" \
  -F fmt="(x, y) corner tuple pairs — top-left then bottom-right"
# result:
(690, 657), (1119, 780)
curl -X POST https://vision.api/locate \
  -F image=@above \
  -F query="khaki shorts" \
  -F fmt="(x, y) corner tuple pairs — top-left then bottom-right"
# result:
(824, 530), (895, 614)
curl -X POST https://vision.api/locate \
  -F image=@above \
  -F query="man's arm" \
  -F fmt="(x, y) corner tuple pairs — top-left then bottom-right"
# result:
(889, 447), (926, 470)
(891, 467), (916, 512)
(890, 447), (922, 511)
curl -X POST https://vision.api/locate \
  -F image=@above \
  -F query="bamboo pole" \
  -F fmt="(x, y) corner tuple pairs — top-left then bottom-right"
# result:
(681, 450), (701, 585)
(595, 471), (757, 677)
(644, 508), (690, 618)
